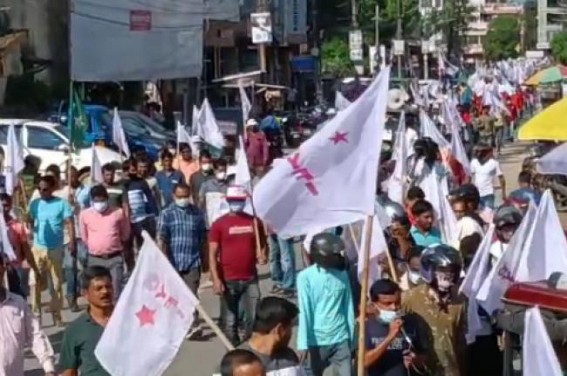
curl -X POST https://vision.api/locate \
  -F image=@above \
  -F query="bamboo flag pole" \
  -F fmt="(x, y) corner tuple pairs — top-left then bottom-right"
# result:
(357, 214), (375, 376)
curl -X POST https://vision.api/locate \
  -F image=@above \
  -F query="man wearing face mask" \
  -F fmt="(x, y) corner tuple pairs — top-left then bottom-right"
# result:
(80, 185), (130, 300)
(245, 119), (269, 170)
(199, 158), (230, 225)
(363, 279), (426, 376)
(158, 184), (206, 339)
(398, 246), (424, 291)
(189, 150), (214, 205)
(402, 244), (466, 376)
(210, 185), (266, 345)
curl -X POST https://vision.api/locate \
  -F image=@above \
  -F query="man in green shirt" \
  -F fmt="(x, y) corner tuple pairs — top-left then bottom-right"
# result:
(59, 266), (114, 376)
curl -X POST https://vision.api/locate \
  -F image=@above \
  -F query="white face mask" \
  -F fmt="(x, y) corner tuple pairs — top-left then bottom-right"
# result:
(228, 201), (246, 212)
(201, 163), (212, 172)
(408, 271), (422, 285)
(175, 198), (191, 208)
(168, 148), (176, 155)
(435, 271), (455, 292)
(215, 172), (227, 181)
(93, 201), (108, 213)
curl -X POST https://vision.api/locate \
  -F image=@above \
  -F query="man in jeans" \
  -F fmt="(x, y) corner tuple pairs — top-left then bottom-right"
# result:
(158, 184), (206, 339)
(268, 234), (296, 297)
(80, 185), (130, 301)
(28, 176), (75, 326)
(209, 185), (266, 345)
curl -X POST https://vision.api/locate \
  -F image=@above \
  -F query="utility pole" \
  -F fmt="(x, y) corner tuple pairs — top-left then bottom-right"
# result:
(351, 0), (359, 28)
(257, 0), (267, 76)
(396, 0), (403, 78)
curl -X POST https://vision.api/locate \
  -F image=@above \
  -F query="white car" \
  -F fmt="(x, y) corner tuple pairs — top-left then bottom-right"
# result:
(0, 120), (122, 173)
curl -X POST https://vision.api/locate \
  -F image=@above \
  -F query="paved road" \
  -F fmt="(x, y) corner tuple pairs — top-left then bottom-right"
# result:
(24, 142), (533, 376)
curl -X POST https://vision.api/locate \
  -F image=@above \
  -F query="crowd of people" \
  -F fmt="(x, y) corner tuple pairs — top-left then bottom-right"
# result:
(0, 67), (557, 376)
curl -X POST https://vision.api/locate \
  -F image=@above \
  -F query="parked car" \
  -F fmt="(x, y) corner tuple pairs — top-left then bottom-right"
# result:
(0, 120), (122, 174)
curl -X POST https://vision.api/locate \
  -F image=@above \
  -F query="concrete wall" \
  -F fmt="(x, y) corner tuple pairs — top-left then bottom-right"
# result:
(0, 0), (69, 84)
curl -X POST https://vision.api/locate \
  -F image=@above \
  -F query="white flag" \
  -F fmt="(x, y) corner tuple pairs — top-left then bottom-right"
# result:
(523, 307), (562, 376)
(239, 83), (252, 127)
(358, 204), (388, 287)
(90, 145), (103, 183)
(0, 206), (17, 261)
(176, 121), (192, 145)
(234, 136), (254, 216)
(253, 68), (391, 238)
(335, 91), (352, 111)
(112, 108), (130, 158)
(95, 232), (198, 376)
(419, 110), (450, 149)
(460, 225), (495, 344)
(196, 99), (225, 150)
(387, 112), (407, 205)
(191, 106), (200, 136)
(4, 124), (24, 195)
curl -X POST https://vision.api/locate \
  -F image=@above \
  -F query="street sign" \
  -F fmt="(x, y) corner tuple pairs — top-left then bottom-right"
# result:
(251, 13), (273, 44)
(393, 40), (405, 56)
(349, 30), (363, 61)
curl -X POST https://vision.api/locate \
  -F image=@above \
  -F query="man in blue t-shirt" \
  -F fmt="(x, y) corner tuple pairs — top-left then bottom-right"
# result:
(509, 171), (541, 205)
(363, 279), (427, 376)
(28, 175), (74, 326)
(155, 151), (185, 207)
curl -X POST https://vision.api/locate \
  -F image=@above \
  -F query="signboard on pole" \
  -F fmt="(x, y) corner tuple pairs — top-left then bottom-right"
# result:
(349, 30), (363, 61)
(393, 40), (405, 56)
(251, 13), (273, 44)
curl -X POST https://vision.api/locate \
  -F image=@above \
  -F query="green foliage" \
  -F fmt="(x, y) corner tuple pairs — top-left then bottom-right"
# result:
(523, 5), (537, 51)
(358, 0), (421, 43)
(483, 16), (521, 61)
(551, 31), (567, 65)
(321, 37), (355, 77)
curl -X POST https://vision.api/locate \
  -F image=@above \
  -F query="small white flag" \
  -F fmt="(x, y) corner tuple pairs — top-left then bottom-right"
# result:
(460, 225), (495, 344)
(90, 145), (103, 183)
(112, 108), (130, 158)
(387, 112), (407, 205)
(253, 68), (391, 238)
(4, 124), (24, 195)
(0, 206), (17, 261)
(419, 110), (450, 149)
(196, 99), (225, 150)
(191, 106), (200, 136)
(176, 122), (192, 145)
(234, 136), (254, 216)
(95, 232), (198, 376)
(523, 307), (562, 376)
(239, 83), (252, 127)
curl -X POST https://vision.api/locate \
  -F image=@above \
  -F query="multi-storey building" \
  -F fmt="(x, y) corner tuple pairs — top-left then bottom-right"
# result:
(537, 0), (566, 49)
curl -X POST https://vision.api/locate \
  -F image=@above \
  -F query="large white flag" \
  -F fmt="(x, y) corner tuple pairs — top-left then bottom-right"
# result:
(460, 225), (495, 344)
(335, 91), (352, 111)
(4, 124), (24, 195)
(387, 112), (407, 205)
(239, 83), (252, 127)
(253, 68), (391, 238)
(477, 191), (567, 315)
(95, 232), (198, 376)
(196, 99), (225, 150)
(90, 145), (103, 183)
(112, 108), (130, 158)
(443, 101), (470, 175)
(523, 307), (562, 376)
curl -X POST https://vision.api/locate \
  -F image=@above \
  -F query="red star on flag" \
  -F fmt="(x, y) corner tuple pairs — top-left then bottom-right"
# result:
(135, 305), (156, 327)
(329, 131), (348, 144)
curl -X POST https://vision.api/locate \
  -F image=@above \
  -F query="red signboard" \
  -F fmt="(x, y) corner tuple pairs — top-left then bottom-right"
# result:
(130, 10), (152, 31)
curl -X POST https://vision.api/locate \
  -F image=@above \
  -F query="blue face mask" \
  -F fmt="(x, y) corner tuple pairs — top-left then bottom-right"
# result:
(378, 309), (399, 324)
(228, 201), (246, 213)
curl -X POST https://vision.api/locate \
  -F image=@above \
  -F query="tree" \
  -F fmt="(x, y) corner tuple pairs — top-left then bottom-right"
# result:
(483, 16), (521, 61)
(551, 31), (567, 64)
(321, 37), (355, 77)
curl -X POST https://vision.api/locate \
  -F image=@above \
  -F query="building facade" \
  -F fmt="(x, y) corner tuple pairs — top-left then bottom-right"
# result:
(536, 0), (565, 49)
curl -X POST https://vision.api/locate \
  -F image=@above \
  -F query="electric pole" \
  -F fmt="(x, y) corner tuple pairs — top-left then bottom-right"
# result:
(351, 0), (359, 28)
(396, 0), (403, 77)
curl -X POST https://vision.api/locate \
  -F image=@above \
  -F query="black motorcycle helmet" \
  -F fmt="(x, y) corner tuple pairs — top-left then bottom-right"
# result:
(420, 244), (462, 284)
(493, 205), (523, 229)
(310, 233), (347, 271)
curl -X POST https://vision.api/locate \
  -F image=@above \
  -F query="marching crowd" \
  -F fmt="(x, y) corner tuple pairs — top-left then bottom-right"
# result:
(0, 73), (556, 376)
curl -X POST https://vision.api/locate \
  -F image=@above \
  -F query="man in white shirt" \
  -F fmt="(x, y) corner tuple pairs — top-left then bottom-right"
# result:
(470, 144), (506, 209)
(0, 253), (55, 376)
(450, 184), (485, 249)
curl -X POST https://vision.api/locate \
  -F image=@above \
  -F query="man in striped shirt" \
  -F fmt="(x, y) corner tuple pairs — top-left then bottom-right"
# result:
(157, 183), (206, 339)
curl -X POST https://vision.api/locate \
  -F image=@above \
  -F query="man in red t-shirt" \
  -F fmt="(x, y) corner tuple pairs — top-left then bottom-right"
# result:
(209, 185), (266, 345)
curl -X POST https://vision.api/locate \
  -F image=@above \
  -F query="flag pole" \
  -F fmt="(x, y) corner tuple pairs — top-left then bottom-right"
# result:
(356, 214), (374, 376)
(195, 304), (235, 351)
